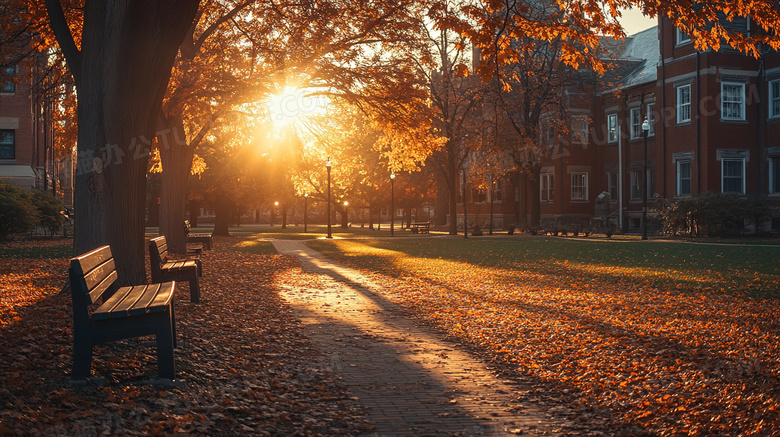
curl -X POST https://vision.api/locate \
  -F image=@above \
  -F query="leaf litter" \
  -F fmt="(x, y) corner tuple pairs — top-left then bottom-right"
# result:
(0, 237), (371, 436)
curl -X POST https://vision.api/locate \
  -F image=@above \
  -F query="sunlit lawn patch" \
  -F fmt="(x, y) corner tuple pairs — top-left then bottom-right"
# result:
(308, 236), (780, 435)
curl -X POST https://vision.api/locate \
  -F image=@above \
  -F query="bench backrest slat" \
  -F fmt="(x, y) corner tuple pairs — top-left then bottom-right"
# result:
(69, 246), (117, 306)
(149, 236), (169, 279)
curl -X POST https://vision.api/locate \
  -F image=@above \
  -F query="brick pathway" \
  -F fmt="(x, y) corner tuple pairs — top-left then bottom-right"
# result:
(272, 240), (570, 437)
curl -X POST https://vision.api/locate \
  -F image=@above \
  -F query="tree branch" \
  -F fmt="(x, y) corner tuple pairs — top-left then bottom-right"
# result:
(44, 0), (81, 86)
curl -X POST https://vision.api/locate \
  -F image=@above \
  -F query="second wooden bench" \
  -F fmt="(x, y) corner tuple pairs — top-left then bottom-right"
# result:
(149, 236), (201, 304)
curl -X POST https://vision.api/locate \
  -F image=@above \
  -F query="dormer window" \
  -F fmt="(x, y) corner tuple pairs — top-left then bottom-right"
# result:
(676, 28), (691, 46)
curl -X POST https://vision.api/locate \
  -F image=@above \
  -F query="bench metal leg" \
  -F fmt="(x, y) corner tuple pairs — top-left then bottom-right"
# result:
(155, 311), (176, 380)
(72, 335), (93, 379)
(189, 274), (200, 304)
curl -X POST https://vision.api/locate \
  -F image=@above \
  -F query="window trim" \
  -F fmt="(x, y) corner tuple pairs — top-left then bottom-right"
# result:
(1, 65), (16, 94)
(770, 79), (780, 119)
(676, 160), (692, 197)
(676, 28), (691, 45)
(0, 129), (15, 160)
(721, 158), (746, 194)
(540, 173), (554, 203)
(607, 171), (619, 203)
(570, 172), (588, 202)
(721, 82), (746, 121)
(607, 113), (618, 143)
(630, 169), (642, 201)
(630, 108), (642, 140)
(770, 156), (780, 194)
(572, 115), (589, 145)
(677, 84), (692, 124)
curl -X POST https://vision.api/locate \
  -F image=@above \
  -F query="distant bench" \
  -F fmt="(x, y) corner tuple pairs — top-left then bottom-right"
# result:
(68, 246), (177, 380)
(411, 222), (430, 234)
(184, 220), (212, 250)
(150, 236), (202, 303)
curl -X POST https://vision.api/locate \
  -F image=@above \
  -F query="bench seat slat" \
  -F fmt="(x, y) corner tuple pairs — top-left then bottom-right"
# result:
(145, 282), (175, 314)
(127, 283), (170, 316)
(107, 285), (152, 318)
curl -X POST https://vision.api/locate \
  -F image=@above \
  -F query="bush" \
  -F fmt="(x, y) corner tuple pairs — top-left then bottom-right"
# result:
(658, 192), (771, 237)
(0, 181), (39, 241)
(30, 189), (65, 236)
(472, 224), (483, 236)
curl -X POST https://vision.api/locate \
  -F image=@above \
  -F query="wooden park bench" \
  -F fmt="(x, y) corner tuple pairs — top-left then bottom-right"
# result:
(68, 246), (177, 380)
(149, 236), (201, 304)
(411, 222), (431, 234)
(184, 220), (213, 250)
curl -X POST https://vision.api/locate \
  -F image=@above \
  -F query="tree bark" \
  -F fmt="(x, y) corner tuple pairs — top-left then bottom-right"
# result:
(46, 0), (199, 284)
(158, 120), (194, 254)
(213, 192), (231, 236)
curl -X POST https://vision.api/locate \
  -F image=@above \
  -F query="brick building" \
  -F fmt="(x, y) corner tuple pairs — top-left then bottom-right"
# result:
(0, 52), (73, 206)
(458, 18), (780, 234)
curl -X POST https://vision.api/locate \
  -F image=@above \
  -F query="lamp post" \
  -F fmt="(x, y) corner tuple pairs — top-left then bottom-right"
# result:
(390, 173), (395, 237)
(641, 118), (650, 240)
(463, 165), (468, 239)
(304, 193), (308, 233)
(489, 169), (494, 236)
(343, 201), (349, 228)
(326, 158), (332, 239)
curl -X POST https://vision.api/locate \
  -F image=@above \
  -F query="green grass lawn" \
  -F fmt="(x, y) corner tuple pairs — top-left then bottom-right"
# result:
(309, 236), (780, 296)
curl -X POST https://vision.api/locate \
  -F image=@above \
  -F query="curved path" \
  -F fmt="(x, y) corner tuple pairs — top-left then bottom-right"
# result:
(272, 239), (571, 437)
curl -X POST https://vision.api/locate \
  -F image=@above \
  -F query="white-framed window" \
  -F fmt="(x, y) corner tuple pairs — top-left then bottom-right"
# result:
(572, 116), (589, 144)
(607, 171), (618, 202)
(677, 160), (692, 196)
(1, 65), (15, 93)
(471, 188), (487, 204)
(540, 173), (554, 203)
(0, 129), (14, 159)
(769, 157), (780, 194)
(646, 103), (656, 136)
(769, 80), (780, 119)
(607, 113), (618, 143)
(570, 172), (588, 201)
(630, 108), (642, 139)
(677, 84), (691, 124)
(491, 183), (503, 203)
(630, 170), (642, 200)
(721, 82), (746, 121)
(676, 28), (691, 45)
(539, 119), (556, 149)
(721, 158), (746, 194)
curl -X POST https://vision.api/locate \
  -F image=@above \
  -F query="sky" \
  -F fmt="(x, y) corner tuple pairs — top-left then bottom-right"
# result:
(620, 8), (657, 35)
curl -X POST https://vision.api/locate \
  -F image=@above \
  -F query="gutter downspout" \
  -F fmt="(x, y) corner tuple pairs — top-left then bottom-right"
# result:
(696, 50), (702, 194)
(659, 21), (667, 198)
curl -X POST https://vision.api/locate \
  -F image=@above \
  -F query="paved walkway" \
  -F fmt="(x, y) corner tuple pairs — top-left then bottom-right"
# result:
(271, 240), (571, 437)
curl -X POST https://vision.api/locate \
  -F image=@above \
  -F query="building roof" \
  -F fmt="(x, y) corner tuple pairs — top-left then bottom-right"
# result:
(600, 26), (660, 92)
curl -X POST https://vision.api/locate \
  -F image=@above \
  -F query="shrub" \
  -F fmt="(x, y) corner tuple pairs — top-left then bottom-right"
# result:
(472, 224), (483, 236)
(30, 189), (65, 236)
(0, 181), (39, 241)
(658, 192), (771, 237)
(507, 225), (516, 235)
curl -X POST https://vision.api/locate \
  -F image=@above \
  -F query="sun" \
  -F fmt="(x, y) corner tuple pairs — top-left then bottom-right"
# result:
(266, 86), (322, 129)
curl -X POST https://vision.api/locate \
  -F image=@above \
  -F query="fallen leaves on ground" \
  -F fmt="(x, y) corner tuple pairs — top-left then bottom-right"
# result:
(318, 240), (780, 436)
(0, 237), (370, 436)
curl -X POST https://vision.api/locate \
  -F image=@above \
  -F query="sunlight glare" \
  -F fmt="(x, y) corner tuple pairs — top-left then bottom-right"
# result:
(266, 86), (323, 129)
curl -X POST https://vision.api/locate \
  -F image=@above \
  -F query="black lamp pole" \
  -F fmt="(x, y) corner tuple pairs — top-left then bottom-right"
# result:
(390, 173), (395, 237)
(326, 159), (332, 239)
(489, 171), (494, 236)
(641, 119), (649, 240)
(463, 166), (468, 239)
(304, 193), (308, 233)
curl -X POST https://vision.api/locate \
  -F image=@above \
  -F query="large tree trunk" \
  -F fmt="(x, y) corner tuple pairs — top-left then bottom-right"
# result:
(158, 120), (193, 254)
(213, 193), (231, 236)
(47, 0), (199, 285)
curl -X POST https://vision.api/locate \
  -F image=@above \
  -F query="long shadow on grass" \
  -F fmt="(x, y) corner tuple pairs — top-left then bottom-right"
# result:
(318, 248), (780, 434)
(275, 242), (628, 435)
